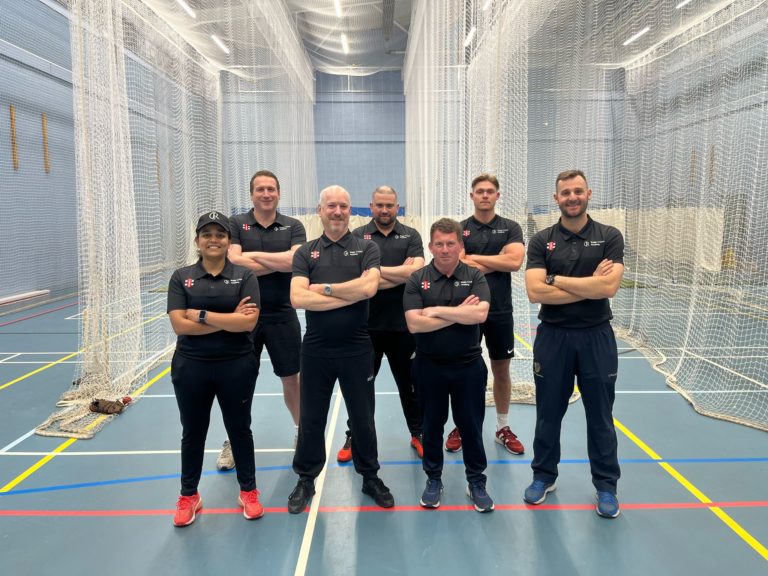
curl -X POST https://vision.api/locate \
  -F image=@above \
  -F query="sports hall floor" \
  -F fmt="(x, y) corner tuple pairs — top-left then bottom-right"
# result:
(0, 295), (766, 575)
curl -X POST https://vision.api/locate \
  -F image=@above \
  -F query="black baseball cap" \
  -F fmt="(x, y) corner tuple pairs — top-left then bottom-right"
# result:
(195, 211), (230, 234)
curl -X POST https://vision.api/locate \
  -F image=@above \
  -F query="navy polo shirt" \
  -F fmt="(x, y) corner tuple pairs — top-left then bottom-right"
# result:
(229, 211), (306, 324)
(167, 260), (260, 360)
(527, 215), (624, 328)
(461, 215), (524, 316)
(403, 261), (491, 364)
(353, 219), (424, 332)
(292, 231), (380, 358)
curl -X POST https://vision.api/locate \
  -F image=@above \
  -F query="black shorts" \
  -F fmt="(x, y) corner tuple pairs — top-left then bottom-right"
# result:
(480, 313), (514, 360)
(253, 318), (301, 377)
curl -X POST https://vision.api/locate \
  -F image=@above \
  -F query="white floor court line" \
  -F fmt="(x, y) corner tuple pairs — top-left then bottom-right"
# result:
(294, 387), (343, 576)
(0, 448), (295, 456)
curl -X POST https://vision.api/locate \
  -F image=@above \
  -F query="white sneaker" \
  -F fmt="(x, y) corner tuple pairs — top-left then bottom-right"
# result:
(216, 439), (235, 471)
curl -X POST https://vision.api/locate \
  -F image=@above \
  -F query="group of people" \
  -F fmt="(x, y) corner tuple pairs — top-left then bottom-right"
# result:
(166, 168), (625, 527)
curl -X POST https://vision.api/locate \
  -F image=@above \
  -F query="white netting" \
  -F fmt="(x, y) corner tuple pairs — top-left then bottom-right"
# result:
(614, 0), (768, 431)
(37, 0), (316, 438)
(405, 0), (767, 427)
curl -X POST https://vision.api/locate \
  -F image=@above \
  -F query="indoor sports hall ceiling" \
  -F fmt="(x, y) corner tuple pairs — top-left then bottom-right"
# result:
(102, 1), (738, 78)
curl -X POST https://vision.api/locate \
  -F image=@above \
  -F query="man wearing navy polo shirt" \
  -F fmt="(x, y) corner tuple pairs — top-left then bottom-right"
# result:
(404, 218), (494, 512)
(445, 174), (526, 457)
(335, 185), (426, 463)
(215, 170), (306, 470)
(523, 169), (625, 519)
(287, 185), (394, 513)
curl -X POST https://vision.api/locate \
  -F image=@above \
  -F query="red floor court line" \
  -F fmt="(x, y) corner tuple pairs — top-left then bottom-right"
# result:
(0, 302), (78, 328)
(2, 501), (766, 517)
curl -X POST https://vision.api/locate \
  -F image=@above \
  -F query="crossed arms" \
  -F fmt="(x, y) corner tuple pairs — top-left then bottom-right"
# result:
(405, 296), (489, 334)
(290, 268), (381, 312)
(525, 259), (624, 305)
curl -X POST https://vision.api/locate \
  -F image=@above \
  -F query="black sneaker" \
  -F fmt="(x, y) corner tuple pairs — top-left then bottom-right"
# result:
(362, 477), (395, 508)
(287, 478), (315, 514)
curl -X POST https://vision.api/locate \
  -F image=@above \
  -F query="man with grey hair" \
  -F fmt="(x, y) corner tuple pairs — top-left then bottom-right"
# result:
(287, 185), (394, 513)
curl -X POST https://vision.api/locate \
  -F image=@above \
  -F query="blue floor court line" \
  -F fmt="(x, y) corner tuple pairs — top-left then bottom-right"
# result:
(2, 456), (766, 496)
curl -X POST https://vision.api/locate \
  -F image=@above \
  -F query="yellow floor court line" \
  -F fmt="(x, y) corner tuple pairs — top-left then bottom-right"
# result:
(0, 367), (170, 493)
(518, 327), (765, 561)
(0, 313), (166, 393)
(615, 418), (768, 562)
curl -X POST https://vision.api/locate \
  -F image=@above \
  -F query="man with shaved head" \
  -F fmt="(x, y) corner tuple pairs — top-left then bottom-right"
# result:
(287, 185), (395, 513)
(336, 185), (426, 463)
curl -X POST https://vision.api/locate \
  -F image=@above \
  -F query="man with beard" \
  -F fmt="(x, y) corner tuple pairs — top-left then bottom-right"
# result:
(336, 186), (425, 462)
(523, 169), (625, 519)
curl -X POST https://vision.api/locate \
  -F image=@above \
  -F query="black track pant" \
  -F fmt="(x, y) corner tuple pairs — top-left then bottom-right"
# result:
(345, 330), (421, 437)
(172, 353), (258, 496)
(531, 321), (621, 493)
(414, 355), (488, 484)
(294, 352), (380, 480)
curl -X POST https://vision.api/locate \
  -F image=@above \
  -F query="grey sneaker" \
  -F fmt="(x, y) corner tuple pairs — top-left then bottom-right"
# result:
(216, 439), (235, 471)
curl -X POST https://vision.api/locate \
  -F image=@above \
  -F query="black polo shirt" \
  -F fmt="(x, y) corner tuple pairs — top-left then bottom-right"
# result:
(353, 219), (424, 332)
(167, 260), (260, 360)
(527, 215), (624, 328)
(461, 215), (524, 316)
(292, 231), (380, 358)
(229, 211), (306, 324)
(403, 261), (491, 365)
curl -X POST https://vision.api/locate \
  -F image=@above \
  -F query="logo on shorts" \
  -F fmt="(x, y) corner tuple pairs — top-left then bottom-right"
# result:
(463, 230), (471, 237)
(184, 278), (194, 288)
(363, 234), (372, 240)
(310, 250), (320, 259)
(546, 241), (556, 251)
(242, 223), (251, 231)
(533, 361), (541, 375)
(421, 281), (430, 290)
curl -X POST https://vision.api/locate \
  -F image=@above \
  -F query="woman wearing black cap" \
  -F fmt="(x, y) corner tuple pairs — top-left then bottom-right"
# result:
(167, 211), (263, 527)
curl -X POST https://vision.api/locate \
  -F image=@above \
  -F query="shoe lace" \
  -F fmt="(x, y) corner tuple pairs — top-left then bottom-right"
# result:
(241, 490), (260, 503)
(426, 478), (440, 491)
(176, 495), (197, 510)
(597, 491), (617, 505)
(469, 481), (487, 496)
(499, 427), (517, 440)
(448, 428), (460, 439)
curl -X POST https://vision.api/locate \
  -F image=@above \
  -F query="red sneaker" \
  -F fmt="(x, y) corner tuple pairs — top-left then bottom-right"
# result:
(173, 492), (202, 527)
(445, 428), (462, 452)
(337, 434), (352, 463)
(410, 435), (424, 459)
(495, 426), (525, 455)
(238, 489), (264, 520)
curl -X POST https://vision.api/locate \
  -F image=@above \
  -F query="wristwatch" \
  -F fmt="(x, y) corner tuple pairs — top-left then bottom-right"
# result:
(323, 283), (333, 296)
(198, 310), (207, 324)
(545, 274), (556, 286)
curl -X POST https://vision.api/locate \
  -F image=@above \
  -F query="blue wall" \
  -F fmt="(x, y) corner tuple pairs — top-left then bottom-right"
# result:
(314, 71), (405, 213)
